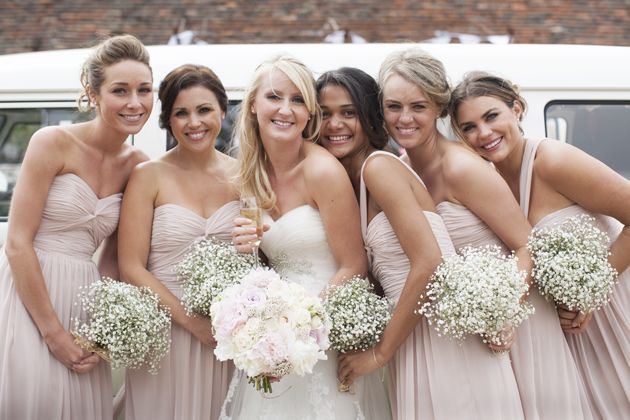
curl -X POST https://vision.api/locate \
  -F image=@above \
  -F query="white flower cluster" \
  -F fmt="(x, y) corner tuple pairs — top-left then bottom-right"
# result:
(527, 214), (618, 312)
(417, 245), (533, 346)
(211, 267), (330, 393)
(323, 276), (391, 353)
(73, 277), (171, 374)
(176, 237), (257, 317)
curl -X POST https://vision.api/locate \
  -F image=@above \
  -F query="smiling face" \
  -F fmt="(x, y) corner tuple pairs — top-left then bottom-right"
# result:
(455, 95), (523, 163)
(319, 84), (367, 160)
(169, 85), (224, 152)
(252, 69), (310, 144)
(381, 74), (441, 150)
(91, 59), (153, 136)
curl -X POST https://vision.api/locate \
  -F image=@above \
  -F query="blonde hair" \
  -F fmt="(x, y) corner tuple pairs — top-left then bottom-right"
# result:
(235, 54), (321, 212)
(449, 71), (527, 140)
(378, 48), (451, 118)
(78, 34), (151, 112)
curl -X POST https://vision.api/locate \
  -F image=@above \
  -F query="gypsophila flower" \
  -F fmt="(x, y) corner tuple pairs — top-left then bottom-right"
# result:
(527, 214), (618, 313)
(210, 267), (330, 393)
(176, 237), (258, 317)
(73, 277), (171, 374)
(323, 276), (391, 353)
(417, 245), (533, 346)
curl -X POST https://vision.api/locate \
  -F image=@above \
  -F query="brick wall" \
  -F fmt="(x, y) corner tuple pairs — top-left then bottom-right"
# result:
(1, 0), (628, 55)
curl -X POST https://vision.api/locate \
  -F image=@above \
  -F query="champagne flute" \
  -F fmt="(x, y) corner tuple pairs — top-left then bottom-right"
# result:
(239, 196), (263, 268)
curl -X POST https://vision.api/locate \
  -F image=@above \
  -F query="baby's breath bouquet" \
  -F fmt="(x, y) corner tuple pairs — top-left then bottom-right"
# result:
(73, 277), (171, 374)
(176, 237), (258, 317)
(323, 276), (391, 353)
(417, 245), (533, 346)
(527, 214), (618, 312)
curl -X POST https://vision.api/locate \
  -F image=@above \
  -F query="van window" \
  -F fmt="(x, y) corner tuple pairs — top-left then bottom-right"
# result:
(0, 106), (91, 219)
(545, 101), (630, 179)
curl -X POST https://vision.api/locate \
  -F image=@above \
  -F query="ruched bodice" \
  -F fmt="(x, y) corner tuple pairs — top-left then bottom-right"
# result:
(436, 201), (509, 253)
(366, 210), (454, 302)
(260, 205), (337, 297)
(33, 173), (121, 260)
(147, 201), (240, 296)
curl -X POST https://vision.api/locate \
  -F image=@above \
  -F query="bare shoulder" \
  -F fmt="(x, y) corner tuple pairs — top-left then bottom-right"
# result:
(22, 126), (79, 172)
(125, 145), (150, 167)
(302, 142), (347, 182)
(362, 152), (405, 181)
(128, 159), (167, 186)
(27, 125), (74, 153)
(533, 139), (580, 179)
(217, 151), (239, 176)
(441, 142), (492, 183)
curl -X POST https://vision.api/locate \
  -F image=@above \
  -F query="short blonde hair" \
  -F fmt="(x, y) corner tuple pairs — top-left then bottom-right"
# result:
(378, 48), (451, 118)
(78, 34), (151, 112)
(235, 54), (321, 211)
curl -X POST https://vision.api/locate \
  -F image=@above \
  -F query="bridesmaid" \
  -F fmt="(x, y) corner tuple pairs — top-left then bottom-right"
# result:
(118, 64), (237, 420)
(318, 67), (524, 420)
(377, 48), (594, 419)
(449, 71), (630, 419)
(0, 34), (152, 419)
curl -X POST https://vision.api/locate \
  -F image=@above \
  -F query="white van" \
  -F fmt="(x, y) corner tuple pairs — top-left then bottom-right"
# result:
(0, 43), (629, 242)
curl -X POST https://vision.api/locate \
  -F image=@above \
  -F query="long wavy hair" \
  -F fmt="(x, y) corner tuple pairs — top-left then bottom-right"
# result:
(235, 54), (321, 212)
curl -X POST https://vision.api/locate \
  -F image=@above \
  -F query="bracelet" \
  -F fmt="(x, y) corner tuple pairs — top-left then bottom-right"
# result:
(371, 348), (380, 367)
(372, 348), (386, 383)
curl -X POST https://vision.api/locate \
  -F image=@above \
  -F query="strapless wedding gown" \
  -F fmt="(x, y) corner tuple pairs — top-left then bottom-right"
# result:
(220, 205), (390, 420)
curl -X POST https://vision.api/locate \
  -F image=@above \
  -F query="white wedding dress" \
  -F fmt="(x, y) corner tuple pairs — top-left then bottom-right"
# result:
(220, 205), (391, 420)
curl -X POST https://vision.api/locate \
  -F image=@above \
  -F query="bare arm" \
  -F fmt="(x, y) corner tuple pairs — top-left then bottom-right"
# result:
(448, 151), (533, 284)
(5, 128), (97, 372)
(305, 155), (367, 286)
(338, 155), (442, 384)
(97, 230), (119, 279)
(117, 163), (215, 347)
(97, 149), (149, 280)
(536, 140), (630, 275)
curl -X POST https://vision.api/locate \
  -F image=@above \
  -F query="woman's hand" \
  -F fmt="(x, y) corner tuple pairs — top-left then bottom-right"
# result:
(557, 304), (593, 334)
(488, 324), (516, 353)
(232, 217), (269, 254)
(184, 314), (217, 348)
(44, 328), (100, 373)
(337, 346), (384, 386)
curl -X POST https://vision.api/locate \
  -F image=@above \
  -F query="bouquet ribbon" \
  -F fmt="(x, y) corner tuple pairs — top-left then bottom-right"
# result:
(71, 331), (112, 363)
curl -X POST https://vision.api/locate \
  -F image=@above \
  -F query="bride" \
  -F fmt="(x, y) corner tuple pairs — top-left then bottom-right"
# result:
(225, 55), (390, 419)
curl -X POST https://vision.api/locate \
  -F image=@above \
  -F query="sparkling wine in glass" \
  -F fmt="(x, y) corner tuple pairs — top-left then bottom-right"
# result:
(240, 196), (263, 268)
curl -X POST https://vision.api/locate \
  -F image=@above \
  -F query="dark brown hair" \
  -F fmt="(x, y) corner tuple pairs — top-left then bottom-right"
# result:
(158, 64), (228, 136)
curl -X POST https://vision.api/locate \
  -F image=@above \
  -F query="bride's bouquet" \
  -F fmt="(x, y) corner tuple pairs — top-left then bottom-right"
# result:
(73, 277), (171, 374)
(323, 276), (391, 353)
(527, 214), (618, 312)
(417, 245), (534, 346)
(176, 237), (258, 317)
(210, 267), (330, 393)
